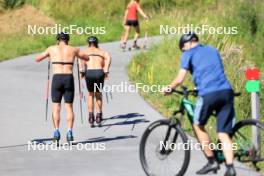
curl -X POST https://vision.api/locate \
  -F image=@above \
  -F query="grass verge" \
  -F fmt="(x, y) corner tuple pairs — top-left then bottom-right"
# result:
(128, 0), (264, 171)
(128, 36), (264, 173)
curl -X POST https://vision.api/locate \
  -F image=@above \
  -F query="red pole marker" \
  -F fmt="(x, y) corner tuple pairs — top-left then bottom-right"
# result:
(245, 67), (260, 80)
(245, 67), (261, 153)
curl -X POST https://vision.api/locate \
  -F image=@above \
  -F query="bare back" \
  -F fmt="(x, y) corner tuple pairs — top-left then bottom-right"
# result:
(83, 47), (107, 70)
(48, 44), (78, 74)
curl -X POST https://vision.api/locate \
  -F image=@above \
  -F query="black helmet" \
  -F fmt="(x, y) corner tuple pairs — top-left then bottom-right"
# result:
(56, 32), (70, 42)
(179, 32), (199, 51)
(87, 36), (99, 47)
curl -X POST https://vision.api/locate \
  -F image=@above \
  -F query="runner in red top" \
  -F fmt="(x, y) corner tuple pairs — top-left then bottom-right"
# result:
(121, 0), (148, 50)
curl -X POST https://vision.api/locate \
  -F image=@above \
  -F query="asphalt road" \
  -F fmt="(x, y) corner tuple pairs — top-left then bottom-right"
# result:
(0, 37), (261, 176)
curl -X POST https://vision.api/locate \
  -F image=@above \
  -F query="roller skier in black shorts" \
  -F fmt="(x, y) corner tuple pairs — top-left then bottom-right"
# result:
(35, 32), (88, 142)
(79, 36), (112, 127)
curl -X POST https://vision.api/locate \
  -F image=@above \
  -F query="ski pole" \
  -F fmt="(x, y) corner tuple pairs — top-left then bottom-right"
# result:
(82, 80), (86, 102)
(45, 60), (51, 123)
(77, 58), (84, 124)
(142, 19), (149, 49)
(110, 91), (113, 100)
(106, 91), (109, 104)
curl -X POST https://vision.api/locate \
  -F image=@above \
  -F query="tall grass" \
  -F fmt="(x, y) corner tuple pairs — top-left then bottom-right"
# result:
(1, 0), (185, 60)
(1, 0), (25, 9)
(0, 0), (263, 64)
(128, 35), (264, 172)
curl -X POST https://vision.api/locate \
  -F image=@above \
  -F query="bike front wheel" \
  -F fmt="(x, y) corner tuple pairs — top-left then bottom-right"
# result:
(139, 119), (190, 176)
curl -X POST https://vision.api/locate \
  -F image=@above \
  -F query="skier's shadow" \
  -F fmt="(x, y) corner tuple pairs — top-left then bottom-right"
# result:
(103, 113), (145, 121)
(72, 135), (137, 144)
(101, 113), (149, 131)
(101, 119), (149, 127)
(31, 138), (55, 144)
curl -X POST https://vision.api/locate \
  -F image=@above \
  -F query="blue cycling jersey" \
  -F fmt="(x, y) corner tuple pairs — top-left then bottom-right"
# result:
(180, 44), (232, 96)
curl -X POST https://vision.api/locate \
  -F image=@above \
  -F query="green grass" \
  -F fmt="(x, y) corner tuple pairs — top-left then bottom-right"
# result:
(128, 0), (264, 172)
(0, 0), (264, 171)
(1, 0), (183, 61)
(128, 34), (264, 174)
(1, 0), (25, 9)
(3, 0), (258, 61)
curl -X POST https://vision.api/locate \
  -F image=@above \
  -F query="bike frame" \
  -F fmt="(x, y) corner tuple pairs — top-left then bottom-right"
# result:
(172, 96), (196, 126)
(173, 94), (258, 164)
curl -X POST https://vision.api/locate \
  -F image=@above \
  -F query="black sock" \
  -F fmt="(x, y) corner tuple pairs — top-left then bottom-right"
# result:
(226, 163), (234, 169)
(207, 156), (215, 164)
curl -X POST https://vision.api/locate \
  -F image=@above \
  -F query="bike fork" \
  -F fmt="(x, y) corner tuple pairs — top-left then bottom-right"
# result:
(160, 126), (172, 154)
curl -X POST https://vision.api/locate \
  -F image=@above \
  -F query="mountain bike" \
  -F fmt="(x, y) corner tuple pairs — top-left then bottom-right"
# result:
(139, 86), (264, 176)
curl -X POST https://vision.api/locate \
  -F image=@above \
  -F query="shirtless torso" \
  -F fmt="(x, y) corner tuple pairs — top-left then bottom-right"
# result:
(81, 47), (111, 72)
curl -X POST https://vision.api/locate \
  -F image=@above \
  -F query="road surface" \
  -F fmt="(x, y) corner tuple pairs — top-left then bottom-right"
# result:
(0, 37), (261, 176)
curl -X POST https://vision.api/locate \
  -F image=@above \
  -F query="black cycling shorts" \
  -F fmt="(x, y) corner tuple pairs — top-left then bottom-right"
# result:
(193, 89), (236, 134)
(51, 74), (75, 103)
(85, 69), (105, 92)
(125, 20), (139, 27)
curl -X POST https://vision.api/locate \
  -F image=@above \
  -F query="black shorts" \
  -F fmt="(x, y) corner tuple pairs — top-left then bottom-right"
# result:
(51, 74), (74, 103)
(125, 20), (139, 27)
(85, 69), (105, 92)
(193, 89), (235, 134)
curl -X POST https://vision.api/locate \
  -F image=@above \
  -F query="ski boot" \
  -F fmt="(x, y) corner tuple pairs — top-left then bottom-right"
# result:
(53, 129), (61, 145)
(96, 113), (103, 127)
(120, 42), (127, 51)
(66, 130), (74, 143)
(89, 112), (95, 128)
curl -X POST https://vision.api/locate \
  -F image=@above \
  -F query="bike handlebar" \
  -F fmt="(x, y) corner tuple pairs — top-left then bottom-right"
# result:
(172, 86), (241, 98)
(172, 86), (198, 97)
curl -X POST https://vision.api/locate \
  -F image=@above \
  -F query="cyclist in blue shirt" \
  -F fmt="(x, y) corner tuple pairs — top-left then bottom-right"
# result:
(163, 32), (236, 176)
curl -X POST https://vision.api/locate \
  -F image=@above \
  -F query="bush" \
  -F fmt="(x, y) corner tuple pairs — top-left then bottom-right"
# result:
(1, 0), (25, 9)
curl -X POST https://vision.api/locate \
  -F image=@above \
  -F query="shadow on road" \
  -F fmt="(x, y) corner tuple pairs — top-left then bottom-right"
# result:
(72, 135), (137, 144)
(103, 113), (145, 121)
(101, 113), (149, 132)
(0, 144), (28, 149)
(31, 138), (55, 143)
(0, 138), (55, 149)
(102, 119), (149, 127)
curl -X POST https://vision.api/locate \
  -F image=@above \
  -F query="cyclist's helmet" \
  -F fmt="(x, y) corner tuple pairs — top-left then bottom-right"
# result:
(56, 32), (70, 41)
(87, 36), (99, 47)
(179, 32), (199, 51)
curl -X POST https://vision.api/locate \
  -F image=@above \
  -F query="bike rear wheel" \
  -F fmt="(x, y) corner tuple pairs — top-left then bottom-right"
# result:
(232, 119), (264, 165)
(140, 119), (190, 176)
